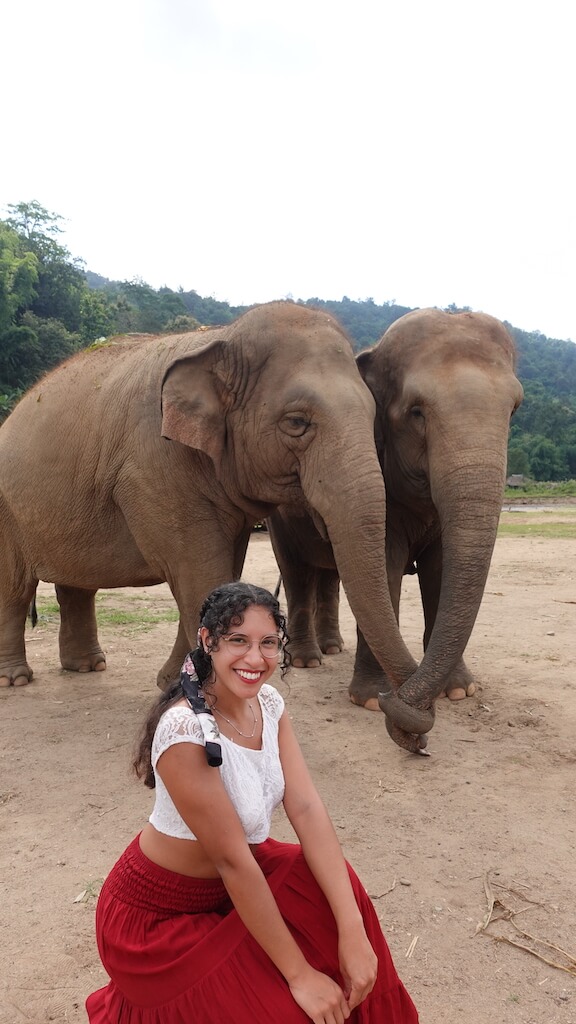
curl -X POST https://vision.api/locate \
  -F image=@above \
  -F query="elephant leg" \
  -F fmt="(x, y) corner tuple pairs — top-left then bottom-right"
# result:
(314, 568), (343, 655)
(155, 529), (252, 691)
(154, 528), (253, 688)
(348, 549), (405, 710)
(56, 585), (106, 672)
(0, 577), (37, 687)
(349, 627), (389, 710)
(267, 511), (330, 667)
(233, 527), (252, 580)
(157, 617), (191, 690)
(284, 565), (324, 668)
(416, 543), (476, 701)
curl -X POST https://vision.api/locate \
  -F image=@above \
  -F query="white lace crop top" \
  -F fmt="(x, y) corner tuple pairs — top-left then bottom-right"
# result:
(149, 684), (285, 843)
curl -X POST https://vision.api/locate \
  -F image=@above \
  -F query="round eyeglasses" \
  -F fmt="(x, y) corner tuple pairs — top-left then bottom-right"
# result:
(221, 634), (284, 659)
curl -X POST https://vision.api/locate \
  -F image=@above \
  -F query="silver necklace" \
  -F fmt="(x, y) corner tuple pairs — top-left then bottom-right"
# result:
(212, 702), (258, 738)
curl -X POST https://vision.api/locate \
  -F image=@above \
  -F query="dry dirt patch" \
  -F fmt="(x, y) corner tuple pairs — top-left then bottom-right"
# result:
(1, 515), (575, 1023)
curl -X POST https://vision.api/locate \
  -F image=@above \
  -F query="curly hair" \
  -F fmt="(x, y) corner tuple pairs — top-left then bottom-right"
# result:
(133, 582), (290, 787)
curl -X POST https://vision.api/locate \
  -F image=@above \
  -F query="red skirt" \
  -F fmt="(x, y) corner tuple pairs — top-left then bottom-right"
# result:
(86, 835), (418, 1023)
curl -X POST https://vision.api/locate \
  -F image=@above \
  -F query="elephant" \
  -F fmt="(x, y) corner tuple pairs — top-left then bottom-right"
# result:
(267, 308), (524, 746)
(0, 300), (426, 750)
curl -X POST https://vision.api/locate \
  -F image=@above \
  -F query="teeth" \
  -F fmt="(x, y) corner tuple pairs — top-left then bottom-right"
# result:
(237, 671), (260, 681)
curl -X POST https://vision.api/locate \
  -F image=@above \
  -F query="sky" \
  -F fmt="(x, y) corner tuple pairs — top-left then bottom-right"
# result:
(2, 0), (575, 341)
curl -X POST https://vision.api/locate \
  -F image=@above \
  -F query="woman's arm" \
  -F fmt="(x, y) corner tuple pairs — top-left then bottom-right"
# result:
(279, 712), (378, 1009)
(157, 741), (351, 1024)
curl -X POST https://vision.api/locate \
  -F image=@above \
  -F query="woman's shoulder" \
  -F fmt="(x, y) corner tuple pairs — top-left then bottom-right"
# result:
(158, 700), (198, 724)
(259, 684), (285, 721)
(153, 702), (204, 752)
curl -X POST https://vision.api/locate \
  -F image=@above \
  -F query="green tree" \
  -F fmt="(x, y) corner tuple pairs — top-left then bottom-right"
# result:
(0, 222), (39, 331)
(179, 288), (238, 326)
(161, 314), (200, 333)
(79, 288), (115, 340)
(507, 444), (530, 476)
(528, 437), (569, 481)
(5, 201), (87, 334)
(5, 199), (65, 254)
(32, 257), (86, 332)
(158, 286), (188, 324)
(109, 294), (142, 334)
(117, 279), (182, 333)
(301, 296), (413, 351)
(0, 387), (23, 423)
(0, 313), (80, 392)
(0, 324), (41, 390)
(558, 442), (576, 478)
(20, 312), (80, 369)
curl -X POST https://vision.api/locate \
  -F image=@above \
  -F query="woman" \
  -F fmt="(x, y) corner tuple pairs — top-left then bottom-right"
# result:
(86, 581), (419, 1024)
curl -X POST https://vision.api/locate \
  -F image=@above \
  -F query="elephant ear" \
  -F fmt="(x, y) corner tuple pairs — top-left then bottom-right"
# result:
(356, 347), (387, 450)
(356, 348), (377, 394)
(161, 340), (228, 475)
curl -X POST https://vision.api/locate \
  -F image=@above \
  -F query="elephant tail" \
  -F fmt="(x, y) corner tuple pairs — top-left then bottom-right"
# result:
(274, 575), (282, 599)
(28, 596), (38, 629)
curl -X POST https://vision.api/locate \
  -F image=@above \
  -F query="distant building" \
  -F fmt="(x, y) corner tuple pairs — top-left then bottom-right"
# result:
(506, 474), (526, 488)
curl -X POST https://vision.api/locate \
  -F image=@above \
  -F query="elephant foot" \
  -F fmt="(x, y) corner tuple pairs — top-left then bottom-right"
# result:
(317, 630), (344, 656)
(437, 661), (477, 700)
(288, 641), (324, 669)
(349, 691), (381, 712)
(0, 662), (34, 687)
(60, 650), (106, 673)
(348, 679), (383, 712)
(348, 672), (387, 710)
(321, 642), (343, 656)
(292, 654), (322, 668)
(440, 681), (476, 701)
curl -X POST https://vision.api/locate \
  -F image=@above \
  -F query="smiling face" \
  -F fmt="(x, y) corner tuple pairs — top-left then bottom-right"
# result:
(200, 605), (281, 709)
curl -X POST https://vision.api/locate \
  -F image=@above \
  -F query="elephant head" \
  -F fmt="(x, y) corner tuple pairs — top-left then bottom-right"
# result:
(160, 302), (421, 705)
(358, 308), (523, 743)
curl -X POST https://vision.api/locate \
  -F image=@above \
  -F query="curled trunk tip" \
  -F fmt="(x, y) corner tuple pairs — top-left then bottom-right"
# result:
(384, 718), (430, 754)
(378, 687), (435, 735)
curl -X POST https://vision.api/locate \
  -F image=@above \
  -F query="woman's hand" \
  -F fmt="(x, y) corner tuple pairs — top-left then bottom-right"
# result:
(288, 965), (351, 1024)
(338, 926), (378, 1010)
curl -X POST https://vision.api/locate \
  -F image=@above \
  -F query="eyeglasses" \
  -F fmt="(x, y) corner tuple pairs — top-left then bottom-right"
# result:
(220, 634), (284, 659)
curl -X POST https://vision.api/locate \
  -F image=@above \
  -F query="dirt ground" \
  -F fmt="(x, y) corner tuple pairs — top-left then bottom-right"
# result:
(1, 508), (575, 1024)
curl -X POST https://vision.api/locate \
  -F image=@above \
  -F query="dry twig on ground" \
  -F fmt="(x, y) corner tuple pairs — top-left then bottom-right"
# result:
(477, 870), (576, 977)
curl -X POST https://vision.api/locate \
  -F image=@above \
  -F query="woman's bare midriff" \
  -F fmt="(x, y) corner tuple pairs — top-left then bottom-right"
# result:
(139, 821), (223, 878)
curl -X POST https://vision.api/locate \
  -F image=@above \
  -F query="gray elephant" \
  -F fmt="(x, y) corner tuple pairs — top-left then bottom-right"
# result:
(267, 308), (523, 746)
(0, 301), (424, 745)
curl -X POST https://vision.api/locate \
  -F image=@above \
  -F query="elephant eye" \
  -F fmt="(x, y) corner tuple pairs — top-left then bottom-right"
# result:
(280, 414), (311, 437)
(410, 406), (424, 419)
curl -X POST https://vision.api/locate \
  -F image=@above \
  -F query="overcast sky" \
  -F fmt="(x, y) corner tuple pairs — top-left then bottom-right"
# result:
(2, 0), (574, 340)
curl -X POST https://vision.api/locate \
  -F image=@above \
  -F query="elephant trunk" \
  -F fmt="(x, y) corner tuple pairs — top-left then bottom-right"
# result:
(388, 456), (506, 720)
(301, 443), (419, 689)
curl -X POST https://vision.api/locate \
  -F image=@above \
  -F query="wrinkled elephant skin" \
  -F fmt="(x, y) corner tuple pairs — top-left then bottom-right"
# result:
(268, 308), (523, 749)
(0, 302), (418, 703)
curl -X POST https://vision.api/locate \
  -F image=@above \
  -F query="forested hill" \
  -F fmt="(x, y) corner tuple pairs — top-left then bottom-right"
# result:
(86, 273), (576, 386)
(1, 202), (575, 480)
